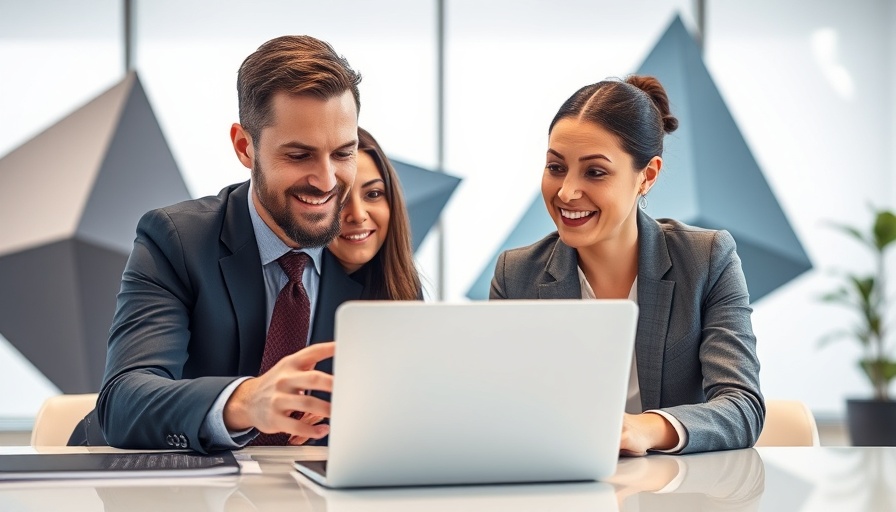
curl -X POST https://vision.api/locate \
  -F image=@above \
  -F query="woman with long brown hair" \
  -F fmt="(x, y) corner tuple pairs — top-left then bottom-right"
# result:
(328, 127), (422, 300)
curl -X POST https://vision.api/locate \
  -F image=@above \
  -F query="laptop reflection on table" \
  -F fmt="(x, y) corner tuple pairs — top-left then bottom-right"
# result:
(293, 470), (618, 512)
(294, 300), (638, 489)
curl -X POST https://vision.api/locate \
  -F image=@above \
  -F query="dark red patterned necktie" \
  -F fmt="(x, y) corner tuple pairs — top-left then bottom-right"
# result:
(251, 252), (311, 446)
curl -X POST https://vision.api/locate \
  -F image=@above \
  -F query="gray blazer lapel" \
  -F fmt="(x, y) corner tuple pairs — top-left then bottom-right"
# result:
(218, 183), (267, 375)
(538, 240), (582, 299)
(635, 210), (674, 410)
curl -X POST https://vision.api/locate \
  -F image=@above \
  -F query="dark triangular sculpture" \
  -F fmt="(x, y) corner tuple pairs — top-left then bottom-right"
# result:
(0, 72), (191, 393)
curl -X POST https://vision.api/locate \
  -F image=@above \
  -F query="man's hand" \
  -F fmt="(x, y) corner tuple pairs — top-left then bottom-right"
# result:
(223, 342), (335, 440)
(287, 414), (326, 445)
(619, 412), (679, 457)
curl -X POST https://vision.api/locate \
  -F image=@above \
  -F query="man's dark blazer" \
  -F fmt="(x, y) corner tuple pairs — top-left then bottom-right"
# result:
(94, 181), (362, 453)
(490, 209), (765, 454)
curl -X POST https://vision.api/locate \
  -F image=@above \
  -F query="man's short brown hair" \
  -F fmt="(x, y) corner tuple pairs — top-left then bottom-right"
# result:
(237, 35), (362, 144)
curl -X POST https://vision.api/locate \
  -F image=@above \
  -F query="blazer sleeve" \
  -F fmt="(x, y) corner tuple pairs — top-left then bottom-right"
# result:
(97, 208), (239, 453)
(489, 252), (509, 299)
(661, 231), (765, 453)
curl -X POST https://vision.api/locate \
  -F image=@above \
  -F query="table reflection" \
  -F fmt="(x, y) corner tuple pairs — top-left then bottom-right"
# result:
(2, 447), (896, 512)
(815, 447), (896, 511)
(759, 446), (896, 511)
(609, 448), (765, 511)
(293, 475), (617, 512)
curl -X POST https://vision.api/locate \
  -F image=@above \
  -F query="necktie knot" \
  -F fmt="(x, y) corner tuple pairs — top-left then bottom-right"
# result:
(278, 252), (309, 282)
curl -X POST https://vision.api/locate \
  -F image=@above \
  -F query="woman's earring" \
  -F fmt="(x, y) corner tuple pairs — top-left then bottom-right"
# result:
(638, 194), (648, 210)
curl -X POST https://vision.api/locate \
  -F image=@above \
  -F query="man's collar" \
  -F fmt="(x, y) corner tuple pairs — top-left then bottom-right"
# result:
(247, 182), (323, 274)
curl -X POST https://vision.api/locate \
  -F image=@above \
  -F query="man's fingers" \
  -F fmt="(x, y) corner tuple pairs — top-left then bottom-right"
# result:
(286, 415), (326, 445)
(274, 394), (331, 419)
(265, 416), (330, 439)
(299, 414), (325, 426)
(286, 370), (333, 393)
(266, 410), (330, 438)
(284, 342), (335, 369)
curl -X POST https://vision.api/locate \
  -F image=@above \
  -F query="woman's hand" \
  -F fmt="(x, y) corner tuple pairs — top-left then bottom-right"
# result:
(620, 412), (679, 456)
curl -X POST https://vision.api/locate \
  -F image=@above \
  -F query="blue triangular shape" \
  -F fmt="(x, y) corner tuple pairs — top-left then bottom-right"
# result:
(638, 15), (812, 298)
(391, 159), (461, 252)
(467, 13), (812, 302)
(467, 193), (555, 300)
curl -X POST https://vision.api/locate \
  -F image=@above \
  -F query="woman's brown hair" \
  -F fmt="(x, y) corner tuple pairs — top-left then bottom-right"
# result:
(354, 127), (422, 300)
(549, 75), (678, 169)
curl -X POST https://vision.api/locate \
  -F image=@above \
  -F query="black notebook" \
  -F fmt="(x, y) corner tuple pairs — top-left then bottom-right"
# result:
(0, 451), (240, 481)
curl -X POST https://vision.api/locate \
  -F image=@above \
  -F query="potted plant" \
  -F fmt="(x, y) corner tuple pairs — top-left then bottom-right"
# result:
(820, 209), (896, 446)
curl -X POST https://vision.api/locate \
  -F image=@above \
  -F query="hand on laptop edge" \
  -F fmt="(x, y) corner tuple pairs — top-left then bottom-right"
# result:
(223, 342), (335, 439)
(287, 414), (326, 445)
(619, 412), (679, 456)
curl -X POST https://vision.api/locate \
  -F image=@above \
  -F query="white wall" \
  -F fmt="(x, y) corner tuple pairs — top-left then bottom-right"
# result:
(707, 0), (894, 417)
(1, 0), (894, 422)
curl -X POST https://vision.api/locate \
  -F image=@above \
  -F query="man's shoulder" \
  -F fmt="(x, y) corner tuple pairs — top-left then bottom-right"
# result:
(135, 182), (250, 247)
(162, 182), (246, 216)
(143, 182), (247, 226)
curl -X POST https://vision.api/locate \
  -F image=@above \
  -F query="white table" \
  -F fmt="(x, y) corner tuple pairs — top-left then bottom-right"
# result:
(1, 446), (894, 511)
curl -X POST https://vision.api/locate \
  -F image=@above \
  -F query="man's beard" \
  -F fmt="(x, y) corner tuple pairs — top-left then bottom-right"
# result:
(252, 161), (346, 248)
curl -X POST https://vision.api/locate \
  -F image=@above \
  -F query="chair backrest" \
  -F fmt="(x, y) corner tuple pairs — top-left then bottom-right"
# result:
(755, 399), (820, 447)
(30, 393), (99, 447)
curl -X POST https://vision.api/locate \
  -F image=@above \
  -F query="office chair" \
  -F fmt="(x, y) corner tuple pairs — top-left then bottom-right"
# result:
(755, 399), (820, 447)
(30, 393), (99, 446)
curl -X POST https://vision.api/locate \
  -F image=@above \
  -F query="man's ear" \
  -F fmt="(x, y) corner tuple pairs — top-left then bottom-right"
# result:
(230, 123), (254, 170)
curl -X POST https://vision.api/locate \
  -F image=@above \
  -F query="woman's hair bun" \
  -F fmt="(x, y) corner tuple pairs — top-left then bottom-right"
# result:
(625, 75), (678, 134)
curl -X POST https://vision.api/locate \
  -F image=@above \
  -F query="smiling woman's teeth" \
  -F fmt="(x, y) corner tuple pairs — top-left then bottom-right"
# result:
(342, 231), (371, 241)
(560, 209), (595, 219)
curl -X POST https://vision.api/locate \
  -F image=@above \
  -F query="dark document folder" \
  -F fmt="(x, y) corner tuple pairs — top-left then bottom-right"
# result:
(0, 452), (240, 481)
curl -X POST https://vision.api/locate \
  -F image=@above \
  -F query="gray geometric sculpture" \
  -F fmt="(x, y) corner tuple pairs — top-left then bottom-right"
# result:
(391, 159), (461, 252)
(467, 14), (811, 301)
(0, 71), (191, 393)
(637, 15), (812, 300)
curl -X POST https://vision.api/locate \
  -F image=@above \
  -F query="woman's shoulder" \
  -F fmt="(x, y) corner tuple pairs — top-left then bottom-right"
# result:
(649, 217), (738, 276)
(654, 217), (736, 251)
(500, 231), (563, 264)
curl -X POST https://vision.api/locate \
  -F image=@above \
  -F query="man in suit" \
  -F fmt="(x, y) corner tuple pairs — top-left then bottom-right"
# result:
(93, 35), (364, 452)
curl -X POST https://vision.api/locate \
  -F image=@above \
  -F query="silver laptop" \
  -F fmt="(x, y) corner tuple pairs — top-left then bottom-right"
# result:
(294, 299), (638, 488)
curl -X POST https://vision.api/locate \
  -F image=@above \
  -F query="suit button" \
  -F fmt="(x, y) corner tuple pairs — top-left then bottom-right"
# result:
(178, 434), (188, 448)
(165, 434), (173, 445)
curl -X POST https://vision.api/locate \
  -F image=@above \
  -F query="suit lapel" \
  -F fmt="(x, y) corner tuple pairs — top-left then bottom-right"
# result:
(635, 209), (674, 410)
(310, 249), (363, 405)
(311, 249), (364, 344)
(538, 240), (582, 299)
(218, 182), (267, 375)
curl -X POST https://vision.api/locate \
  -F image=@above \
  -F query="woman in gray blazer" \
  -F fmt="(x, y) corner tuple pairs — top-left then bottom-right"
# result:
(490, 76), (764, 455)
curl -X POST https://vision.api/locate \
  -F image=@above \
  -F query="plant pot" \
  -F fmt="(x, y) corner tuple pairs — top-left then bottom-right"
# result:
(846, 399), (896, 446)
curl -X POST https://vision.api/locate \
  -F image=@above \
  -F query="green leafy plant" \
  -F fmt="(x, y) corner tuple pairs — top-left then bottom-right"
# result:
(820, 209), (896, 401)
